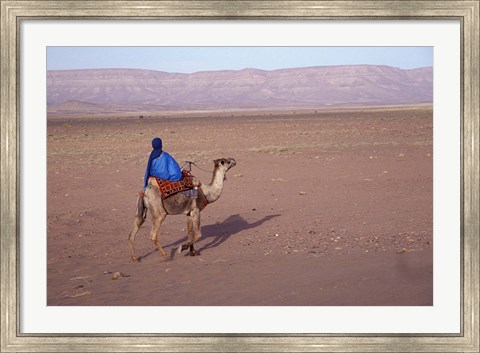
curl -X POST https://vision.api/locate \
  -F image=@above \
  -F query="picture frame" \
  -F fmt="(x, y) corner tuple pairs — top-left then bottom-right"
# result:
(1, 1), (478, 352)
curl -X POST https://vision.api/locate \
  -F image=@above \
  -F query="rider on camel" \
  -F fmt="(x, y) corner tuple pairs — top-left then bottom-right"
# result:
(143, 137), (182, 188)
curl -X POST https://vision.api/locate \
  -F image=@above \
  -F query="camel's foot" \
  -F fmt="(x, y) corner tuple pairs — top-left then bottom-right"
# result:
(189, 249), (200, 256)
(159, 255), (171, 263)
(176, 244), (189, 254)
(177, 244), (200, 256)
(130, 255), (138, 263)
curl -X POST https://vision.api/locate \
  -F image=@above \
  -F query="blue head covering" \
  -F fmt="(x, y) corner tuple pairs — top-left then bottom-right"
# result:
(144, 137), (163, 188)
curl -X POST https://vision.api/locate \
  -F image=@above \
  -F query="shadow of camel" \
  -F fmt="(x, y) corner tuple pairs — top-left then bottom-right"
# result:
(137, 214), (280, 262)
(138, 214), (280, 261)
(197, 214), (281, 252)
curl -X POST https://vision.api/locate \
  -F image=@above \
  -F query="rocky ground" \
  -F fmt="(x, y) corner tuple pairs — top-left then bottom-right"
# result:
(47, 106), (433, 306)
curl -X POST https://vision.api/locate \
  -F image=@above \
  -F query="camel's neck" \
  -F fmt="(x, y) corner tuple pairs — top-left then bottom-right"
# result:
(200, 167), (226, 203)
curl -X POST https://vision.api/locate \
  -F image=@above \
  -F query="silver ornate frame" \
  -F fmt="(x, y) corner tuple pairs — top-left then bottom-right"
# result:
(1, 1), (478, 352)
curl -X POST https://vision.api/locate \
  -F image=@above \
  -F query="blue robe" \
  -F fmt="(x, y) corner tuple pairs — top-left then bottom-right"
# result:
(144, 152), (182, 187)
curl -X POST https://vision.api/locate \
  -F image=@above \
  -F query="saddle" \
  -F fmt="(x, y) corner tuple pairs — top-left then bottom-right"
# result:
(147, 171), (197, 199)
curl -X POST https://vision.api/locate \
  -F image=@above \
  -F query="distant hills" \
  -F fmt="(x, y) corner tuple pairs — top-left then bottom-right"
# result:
(47, 65), (432, 113)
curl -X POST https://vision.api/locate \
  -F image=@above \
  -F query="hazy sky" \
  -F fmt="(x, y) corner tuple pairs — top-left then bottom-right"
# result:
(47, 47), (433, 73)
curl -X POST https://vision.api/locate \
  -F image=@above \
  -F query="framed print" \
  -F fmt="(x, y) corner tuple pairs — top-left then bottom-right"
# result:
(1, 1), (478, 352)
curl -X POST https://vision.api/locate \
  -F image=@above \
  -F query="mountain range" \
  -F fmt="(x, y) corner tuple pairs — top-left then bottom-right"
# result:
(47, 65), (432, 113)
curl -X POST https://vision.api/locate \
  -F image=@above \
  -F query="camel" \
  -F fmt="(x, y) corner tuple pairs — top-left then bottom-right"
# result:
(128, 158), (236, 262)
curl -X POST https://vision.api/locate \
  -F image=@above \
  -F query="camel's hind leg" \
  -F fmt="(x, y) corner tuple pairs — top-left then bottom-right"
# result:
(128, 218), (145, 262)
(128, 213), (146, 262)
(128, 193), (148, 262)
(150, 213), (169, 258)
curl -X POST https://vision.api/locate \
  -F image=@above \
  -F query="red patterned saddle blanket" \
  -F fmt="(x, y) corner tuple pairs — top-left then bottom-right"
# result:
(148, 171), (196, 199)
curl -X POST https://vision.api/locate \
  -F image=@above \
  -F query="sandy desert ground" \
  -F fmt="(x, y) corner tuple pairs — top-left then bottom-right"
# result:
(47, 106), (433, 306)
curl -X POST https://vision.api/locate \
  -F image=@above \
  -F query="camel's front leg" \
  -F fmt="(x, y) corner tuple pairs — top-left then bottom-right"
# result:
(150, 214), (168, 258)
(189, 208), (202, 256)
(179, 208), (202, 256)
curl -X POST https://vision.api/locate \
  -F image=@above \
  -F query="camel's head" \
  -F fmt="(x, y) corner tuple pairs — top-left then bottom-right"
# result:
(214, 158), (236, 179)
